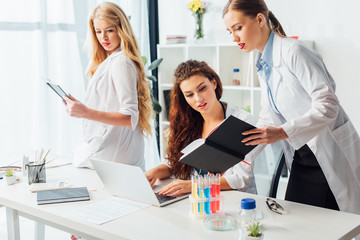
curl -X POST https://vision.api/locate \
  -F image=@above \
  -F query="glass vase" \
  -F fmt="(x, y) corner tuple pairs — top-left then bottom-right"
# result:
(193, 13), (204, 41)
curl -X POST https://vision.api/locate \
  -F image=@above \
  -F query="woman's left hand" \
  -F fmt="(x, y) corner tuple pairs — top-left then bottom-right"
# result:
(63, 94), (90, 118)
(242, 126), (288, 145)
(157, 180), (191, 197)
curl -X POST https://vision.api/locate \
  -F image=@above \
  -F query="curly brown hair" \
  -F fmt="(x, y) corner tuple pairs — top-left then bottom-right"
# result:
(166, 60), (223, 179)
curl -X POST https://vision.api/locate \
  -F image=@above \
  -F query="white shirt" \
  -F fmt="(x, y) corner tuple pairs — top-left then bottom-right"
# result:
(73, 48), (145, 170)
(163, 103), (259, 193)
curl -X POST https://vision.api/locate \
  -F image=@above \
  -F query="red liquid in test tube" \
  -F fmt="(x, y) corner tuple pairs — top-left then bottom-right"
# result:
(215, 173), (221, 211)
(210, 174), (216, 213)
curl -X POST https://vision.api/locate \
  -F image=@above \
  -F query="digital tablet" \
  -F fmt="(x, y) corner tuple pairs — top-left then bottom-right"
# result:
(43, 76), (69, 102)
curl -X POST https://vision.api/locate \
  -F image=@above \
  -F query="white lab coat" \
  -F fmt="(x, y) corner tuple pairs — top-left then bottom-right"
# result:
(73, 48), (145, 171)
(257, 34), (360, 214)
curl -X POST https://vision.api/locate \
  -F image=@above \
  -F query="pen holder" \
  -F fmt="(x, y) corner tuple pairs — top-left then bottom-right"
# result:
(25, 162), (46, 185)
(189, 195), (224, 218)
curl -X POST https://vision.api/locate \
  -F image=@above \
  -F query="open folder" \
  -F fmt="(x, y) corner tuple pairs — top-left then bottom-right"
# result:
(179, 115), (257, 173)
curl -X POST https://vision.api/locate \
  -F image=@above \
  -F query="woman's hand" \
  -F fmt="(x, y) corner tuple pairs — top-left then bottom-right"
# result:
(63, 94), (90, 118)
(145, 168), (160, 187)
(157, 180), (191, 197)
(242, 126), (288, 145)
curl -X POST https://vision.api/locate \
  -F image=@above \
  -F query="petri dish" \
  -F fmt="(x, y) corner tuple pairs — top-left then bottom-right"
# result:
(203, 214), (238, 231)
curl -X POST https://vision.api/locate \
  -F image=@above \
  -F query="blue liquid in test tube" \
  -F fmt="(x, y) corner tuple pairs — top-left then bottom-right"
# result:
(204, 175), (211, 214)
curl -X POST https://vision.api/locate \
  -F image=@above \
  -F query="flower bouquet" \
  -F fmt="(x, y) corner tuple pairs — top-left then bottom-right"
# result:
(187, 0), (209, 40)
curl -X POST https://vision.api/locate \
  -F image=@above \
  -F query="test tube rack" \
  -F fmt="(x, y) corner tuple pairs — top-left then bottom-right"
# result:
(190, 173), (224, 218)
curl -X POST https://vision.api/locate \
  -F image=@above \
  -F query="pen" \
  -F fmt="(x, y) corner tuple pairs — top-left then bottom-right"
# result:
(42, 149), (51, 163)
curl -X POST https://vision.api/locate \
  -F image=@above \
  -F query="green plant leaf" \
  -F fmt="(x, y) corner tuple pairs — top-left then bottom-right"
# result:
(5, 168), (13, 177)
(147, 75), (157, 82)
(150, 92), (162, 114)
(142, 56), (148, 65)
(246, 221), (263, 237)
(148, 58), (163, 71)
(153, 101), (162, 114)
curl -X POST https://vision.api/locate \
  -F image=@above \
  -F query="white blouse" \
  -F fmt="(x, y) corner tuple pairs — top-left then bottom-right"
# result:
(163, 103), (260, 193)
(73, 48), (145, 170)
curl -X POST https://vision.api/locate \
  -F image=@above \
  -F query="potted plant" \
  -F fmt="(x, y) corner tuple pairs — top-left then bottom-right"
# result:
(244, 221), (264, 239)
(4, 168), (16, 185)
(142, 56), (163, 114)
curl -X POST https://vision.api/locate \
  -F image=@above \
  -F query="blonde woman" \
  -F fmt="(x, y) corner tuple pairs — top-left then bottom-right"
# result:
(64, 2), (152, 170)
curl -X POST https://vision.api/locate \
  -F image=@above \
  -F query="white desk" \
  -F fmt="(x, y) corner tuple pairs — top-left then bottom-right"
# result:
(1, 163), (360, 240)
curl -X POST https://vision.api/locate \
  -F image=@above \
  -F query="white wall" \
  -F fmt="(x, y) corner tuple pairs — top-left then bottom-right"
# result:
(159, 0), (360, 131)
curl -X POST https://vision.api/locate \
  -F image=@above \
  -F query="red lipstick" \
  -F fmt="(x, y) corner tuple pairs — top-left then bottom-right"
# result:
(198, 103), (207, 109)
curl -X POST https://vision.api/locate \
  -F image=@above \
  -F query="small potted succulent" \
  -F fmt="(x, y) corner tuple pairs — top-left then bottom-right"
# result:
(244, 221), (264, 239)
(4, 168), (16, 185)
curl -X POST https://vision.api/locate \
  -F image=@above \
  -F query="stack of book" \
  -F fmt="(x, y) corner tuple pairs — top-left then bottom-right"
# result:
(166, 35), (187, 44)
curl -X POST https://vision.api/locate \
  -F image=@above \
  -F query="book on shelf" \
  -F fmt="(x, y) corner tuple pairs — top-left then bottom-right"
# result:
(179, 115), (257, 173)
(37, 187), (90, 205)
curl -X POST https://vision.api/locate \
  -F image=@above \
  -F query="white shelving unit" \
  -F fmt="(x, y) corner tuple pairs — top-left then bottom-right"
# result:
(157, 43), (261, 159)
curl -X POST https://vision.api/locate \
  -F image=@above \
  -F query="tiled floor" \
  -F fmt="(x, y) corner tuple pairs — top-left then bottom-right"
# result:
(0, 207), (70, 240)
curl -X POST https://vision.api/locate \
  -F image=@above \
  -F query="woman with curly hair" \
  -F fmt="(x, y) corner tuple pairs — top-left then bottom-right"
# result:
(145, 60), (257, 196)
(64, 2), (152, 170)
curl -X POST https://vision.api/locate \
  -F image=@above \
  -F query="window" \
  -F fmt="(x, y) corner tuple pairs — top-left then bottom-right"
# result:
(0, 0), (153, 165)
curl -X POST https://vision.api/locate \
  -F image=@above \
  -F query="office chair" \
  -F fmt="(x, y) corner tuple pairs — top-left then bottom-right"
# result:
(253, 142), (287, 198)
(268, 153), (286, 198)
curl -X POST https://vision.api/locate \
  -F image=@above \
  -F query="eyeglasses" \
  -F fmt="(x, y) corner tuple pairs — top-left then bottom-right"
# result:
(266, 198), (286, 215)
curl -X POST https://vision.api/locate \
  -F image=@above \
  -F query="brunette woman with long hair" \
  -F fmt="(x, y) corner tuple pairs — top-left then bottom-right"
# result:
(223, 0), (360, 214)
(145, 60), (257, 196)
(64, 2), (152, 170)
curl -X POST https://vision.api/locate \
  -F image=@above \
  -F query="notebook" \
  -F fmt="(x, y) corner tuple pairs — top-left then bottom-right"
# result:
(90, 159), (188, 207)
(37, 187), (90, 205)
(179, 115), (257, 173)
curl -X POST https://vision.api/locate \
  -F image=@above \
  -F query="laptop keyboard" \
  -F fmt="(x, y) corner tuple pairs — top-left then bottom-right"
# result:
(155, 192), (176, 204)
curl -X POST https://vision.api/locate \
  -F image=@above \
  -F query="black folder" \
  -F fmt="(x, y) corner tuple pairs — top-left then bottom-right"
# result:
(37, 187), (90, 205)
(179, 115), (257, 173)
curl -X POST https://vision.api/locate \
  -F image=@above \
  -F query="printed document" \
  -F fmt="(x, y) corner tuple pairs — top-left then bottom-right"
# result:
(73, 197), (150, 224)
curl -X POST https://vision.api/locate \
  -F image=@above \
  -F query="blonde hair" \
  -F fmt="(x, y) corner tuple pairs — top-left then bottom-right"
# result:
(86, 2), (152, 136)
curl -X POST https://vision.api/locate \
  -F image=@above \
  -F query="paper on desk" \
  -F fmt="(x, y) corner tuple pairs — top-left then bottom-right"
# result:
(45, 157), (72, 168)
(73, 197), (150, 225)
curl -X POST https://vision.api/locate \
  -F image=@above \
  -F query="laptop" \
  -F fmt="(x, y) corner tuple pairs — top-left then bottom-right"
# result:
(90, 159), (189, 207)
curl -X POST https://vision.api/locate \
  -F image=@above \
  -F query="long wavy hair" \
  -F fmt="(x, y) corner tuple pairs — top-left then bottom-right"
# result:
(166, 60), (223, 179)
(223, 0), (286, 37)
(86, 2), (152, 136)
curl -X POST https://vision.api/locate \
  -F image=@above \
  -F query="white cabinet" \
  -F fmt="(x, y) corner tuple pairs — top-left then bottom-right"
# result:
(157, 43), (261, 159)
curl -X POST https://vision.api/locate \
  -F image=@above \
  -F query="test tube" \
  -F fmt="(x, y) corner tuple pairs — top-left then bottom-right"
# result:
(215, 173), (221, 212)
(210, 173), (216, 213)
(191, 175), (198, 215)
(198, 175), (204, 215)
(204, 175), (211, 214)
